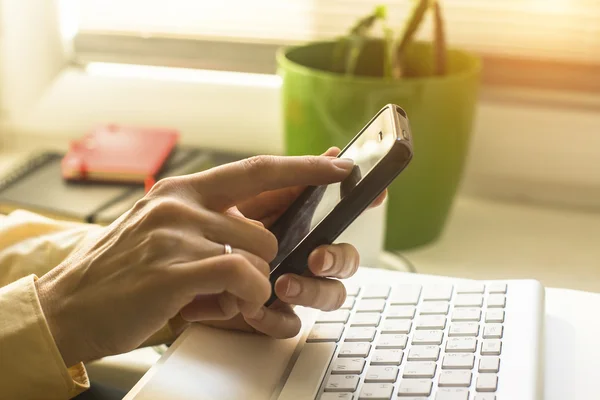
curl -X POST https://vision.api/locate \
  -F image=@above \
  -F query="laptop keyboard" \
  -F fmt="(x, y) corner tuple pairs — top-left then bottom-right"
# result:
(306, 283), (508, 400)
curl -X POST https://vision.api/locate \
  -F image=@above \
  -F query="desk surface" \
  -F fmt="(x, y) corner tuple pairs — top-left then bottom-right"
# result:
(402, 196), (600, 293)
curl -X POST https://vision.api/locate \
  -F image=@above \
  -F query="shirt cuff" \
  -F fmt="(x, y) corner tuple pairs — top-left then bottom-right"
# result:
(0, 275), (89, 399)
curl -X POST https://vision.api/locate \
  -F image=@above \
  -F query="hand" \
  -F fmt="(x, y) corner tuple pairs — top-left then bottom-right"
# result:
(195, 148), (386, 338)
(36, 153), (357, 366)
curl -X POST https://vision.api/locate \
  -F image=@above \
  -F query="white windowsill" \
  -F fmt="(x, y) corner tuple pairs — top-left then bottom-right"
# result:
(401, 195), (600, 293)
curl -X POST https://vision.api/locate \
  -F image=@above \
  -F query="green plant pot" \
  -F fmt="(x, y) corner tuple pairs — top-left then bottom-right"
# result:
(277, 40), (481, 250)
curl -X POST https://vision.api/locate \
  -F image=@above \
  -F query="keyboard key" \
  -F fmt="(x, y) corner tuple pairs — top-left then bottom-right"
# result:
(476, 374), (498, 392)
(451, 308), (481, 322)
(445, 337), (477, 353)
(423, 284), (453, 301)
(346, 327), (377, 342)
(339, 342), (371, 357)
(419, 301), (449, 315)
(351, 313), (381, 327)
(370, 349), (403, 365)
(454, 294), (483, 307)
(397, 379), (432, 396)
(481, 340), (502, 355)
(442, 354), (475, 369)
(340, 297), (356, 310)
(479, 356), (500, 373)
(320, 393), (354, 400)
(402, 361), (437, 378)
(474, 394), (496, 400)
(317, 310), (351, 324)
(359, 383), (394, 399)
(485, 310), (505, 323)
(435, 388), (469, 400)
(365, 366), (398, 383)
(456, 283), (485, 294)
(483, 324), (503, 339)
(324, 375), (360, 392)
(438, 370), (472, 387)
(407, 345), (440, 361)
(357, 299), (386, 313)
(386, 305), (416, 319)
(381, 319), (412, 334)
(487, 283), (507, 294)
(449, 322), (479, 337)
(346, 286), (361, 296)
(363, 285), (391, 299)
(376, 334), (408, 349)
(412, 330), (443, 345)
(487, 294), (506, 308)
(416, 315), (446, 330)
(308, 324), (344, 342)
(331, 358), (366, 374)
(390, 285), (421, 305)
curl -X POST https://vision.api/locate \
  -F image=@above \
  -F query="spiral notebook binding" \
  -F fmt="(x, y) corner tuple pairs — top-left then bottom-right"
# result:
(0, 152), (60, 191)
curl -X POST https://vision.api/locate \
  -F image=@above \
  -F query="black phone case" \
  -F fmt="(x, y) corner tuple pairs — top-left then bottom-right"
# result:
(266, 105), (413, 305)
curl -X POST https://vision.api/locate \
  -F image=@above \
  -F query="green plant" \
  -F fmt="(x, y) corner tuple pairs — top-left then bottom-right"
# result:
(333, 0), (447, 78)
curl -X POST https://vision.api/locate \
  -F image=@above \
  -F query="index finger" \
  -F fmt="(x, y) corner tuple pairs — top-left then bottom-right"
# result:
(189, 155), (355, 211)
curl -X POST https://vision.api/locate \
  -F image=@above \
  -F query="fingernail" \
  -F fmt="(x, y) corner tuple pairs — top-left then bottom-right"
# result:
(248, 307), (265, 321)
(332, 158), (354, 171)
(285, 276), (302, 298)
(322, 250), (334, 274)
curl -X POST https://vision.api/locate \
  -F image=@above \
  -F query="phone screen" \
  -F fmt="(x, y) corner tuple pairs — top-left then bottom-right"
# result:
(269, 109), (398, 271)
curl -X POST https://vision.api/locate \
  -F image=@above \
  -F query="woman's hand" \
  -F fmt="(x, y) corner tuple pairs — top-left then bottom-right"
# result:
(35, 153), (358, 366)
(196, 147), (386, 338)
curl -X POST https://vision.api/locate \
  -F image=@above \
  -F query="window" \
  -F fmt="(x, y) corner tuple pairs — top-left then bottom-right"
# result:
(3, 1), (599, 211)
(64, 0), (600, 92)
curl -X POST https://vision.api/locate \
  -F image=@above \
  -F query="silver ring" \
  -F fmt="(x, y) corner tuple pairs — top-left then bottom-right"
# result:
(223, 243), (233, 255)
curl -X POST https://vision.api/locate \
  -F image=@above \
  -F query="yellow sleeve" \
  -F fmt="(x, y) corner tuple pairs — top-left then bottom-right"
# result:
(0, 211), (99, 399)
(0, 210), (103, 286)
(0, 210), (176, 398)
(0, 275), (89, 399)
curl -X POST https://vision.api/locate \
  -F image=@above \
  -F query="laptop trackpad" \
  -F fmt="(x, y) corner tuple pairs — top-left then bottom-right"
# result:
(125, 307), (316, 400)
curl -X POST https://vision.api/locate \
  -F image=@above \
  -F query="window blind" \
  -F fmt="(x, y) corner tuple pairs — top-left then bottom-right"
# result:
(69, 0), (600, 64)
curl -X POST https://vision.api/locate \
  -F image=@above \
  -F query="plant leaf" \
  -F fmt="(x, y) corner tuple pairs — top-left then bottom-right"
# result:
(374, 5), (388, 19)
(332, 5), (391, 75)
(332, 36), (349, 73)
(345, 35), (366, 76)
(383, 25), (395, 79)
(395, 0), (429, 76)
(432, 0), (447, 76)
(350, 15), (375, 36)
(334, 5), (390, 75)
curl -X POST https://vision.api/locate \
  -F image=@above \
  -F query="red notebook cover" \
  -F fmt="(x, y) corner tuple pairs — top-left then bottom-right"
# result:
(62, 124), (179, 185)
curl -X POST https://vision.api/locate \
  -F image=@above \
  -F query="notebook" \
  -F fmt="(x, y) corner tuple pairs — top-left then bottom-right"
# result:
(61, 125), (179, 184)
(0, 147), (213, 223)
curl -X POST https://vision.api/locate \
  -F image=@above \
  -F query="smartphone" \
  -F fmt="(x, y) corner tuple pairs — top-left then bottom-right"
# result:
(266, 104), (413, 305)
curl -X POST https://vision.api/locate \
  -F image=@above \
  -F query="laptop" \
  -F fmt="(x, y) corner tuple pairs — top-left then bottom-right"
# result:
(124, 266), (544, 400)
